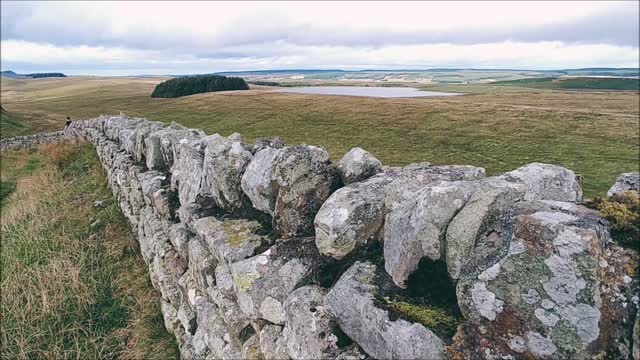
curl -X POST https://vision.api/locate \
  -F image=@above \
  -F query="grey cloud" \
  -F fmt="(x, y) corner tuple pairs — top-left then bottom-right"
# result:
(2, 2), (637, 54)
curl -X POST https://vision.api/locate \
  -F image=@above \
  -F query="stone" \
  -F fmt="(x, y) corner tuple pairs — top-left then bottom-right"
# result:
(316, 164), (485, 261)
(314, 176), (389, 259)
(325, 261), (445, 360)
(193, 216), (269, 265)
(633, 309), (640, 360)
(253, 136), (285, 153)
(187, 236), (217, 289)
(160, 300), (181, 333)
(228, 132), (244, 143)
(272, 146), (339, 236)
(201, 134), (253, 211)
(242, 333), (263, 359)
(283, 285), (344, 359)
(93, 200), (107, 208)
(241, 147), (281, 215)
(500, 162), (583, 202)
(384, 180), (478, 287)
(382, 164), (486, 211)
(337, 147), (382, 184)
(453, 202), (611, 358)
(169, 223), (191, 263)
(260, 296), (286, 325)
(230, 238), (319, 322)
(259, 325), (290, 360)
(445, 179), (525, 279)
(145, 125), (206, 171)
(607, 172), (640, 197)
(171, 138), (208, 206)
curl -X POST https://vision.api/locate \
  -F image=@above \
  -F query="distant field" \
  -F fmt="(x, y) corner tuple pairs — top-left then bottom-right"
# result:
(1, 76), (638, 197)
(493, 77), (640, 91)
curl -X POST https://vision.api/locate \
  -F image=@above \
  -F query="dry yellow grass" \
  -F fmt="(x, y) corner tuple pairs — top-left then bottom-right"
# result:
(0, 142), (177, 359)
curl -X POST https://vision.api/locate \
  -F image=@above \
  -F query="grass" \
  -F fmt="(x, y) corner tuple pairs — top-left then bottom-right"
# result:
(493, 77), (640, 91)
(0, 142), (178, 359)
(1, 76), (638, 197)
(0, 108), (31, 138)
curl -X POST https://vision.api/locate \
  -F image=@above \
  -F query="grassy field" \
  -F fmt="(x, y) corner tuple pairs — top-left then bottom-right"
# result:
(493, 77), (640, 91)
(0, 142), (178, 359)
(0, 107), (31, 138)
(1, 76), (638, 197)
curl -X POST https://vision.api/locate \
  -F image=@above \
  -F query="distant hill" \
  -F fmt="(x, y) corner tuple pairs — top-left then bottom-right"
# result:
(0, 70), (20, 78)
(1, 70), (67, 79)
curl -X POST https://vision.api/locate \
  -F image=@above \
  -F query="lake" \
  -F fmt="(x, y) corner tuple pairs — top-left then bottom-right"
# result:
(275, 86), (463, 98)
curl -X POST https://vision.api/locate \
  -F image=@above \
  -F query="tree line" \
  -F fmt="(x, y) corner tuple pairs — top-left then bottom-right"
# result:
(151, 74), (249, 98)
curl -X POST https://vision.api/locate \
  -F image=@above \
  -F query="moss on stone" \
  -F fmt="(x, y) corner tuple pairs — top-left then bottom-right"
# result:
(235, 272), (259, 292)
(387, 300), (462, 339)
(223, 221), (258, 247)
(589, 191), (639, 250)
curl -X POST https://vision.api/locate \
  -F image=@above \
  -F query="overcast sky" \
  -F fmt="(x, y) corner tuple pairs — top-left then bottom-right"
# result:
(1, 1), (639, 75)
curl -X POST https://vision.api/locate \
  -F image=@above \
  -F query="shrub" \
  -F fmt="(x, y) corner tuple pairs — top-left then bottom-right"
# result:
(151, 74), (249, 98)
(589, 191), (640, 250)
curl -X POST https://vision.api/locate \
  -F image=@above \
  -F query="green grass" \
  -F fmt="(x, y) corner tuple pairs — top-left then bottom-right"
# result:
(0, 109), (31, 138)
(1, 76), (638, 197)
(494, 77), (640, 91)
(0, 142), (178, 359)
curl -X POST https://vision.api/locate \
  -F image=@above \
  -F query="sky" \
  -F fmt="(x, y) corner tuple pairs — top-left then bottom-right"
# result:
(1, 1), (639, 75)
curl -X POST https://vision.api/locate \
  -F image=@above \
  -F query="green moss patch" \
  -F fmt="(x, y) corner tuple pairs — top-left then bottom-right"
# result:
(587, 191), (639, 250)
(386, 300), (462, 338)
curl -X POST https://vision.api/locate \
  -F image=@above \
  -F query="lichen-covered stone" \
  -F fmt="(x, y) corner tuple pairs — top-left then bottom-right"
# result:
(325, 261), (445, 360)
(454, 202), (614, 359)
(193, 216), (269, 265)
(241, 147), (281, 215)
(230, 240), (315, 322)
(382, 163), (486, 211)
(314, 176), (389, 259)
(272, 146), (339, 236)
(242, 333), (263, 359)
(337, 147), (382, 184)
(607, 172), (640, 197)
(316, 164), (485, 261)
(384, 180), (477, 287)
(201, 134), (253, 211)
(445, 179), (525, 279)
(283, 285), (345, 359)
(500, 162), (583, 202)
(187, 236), (217, 289)
(171, 138), (208, 206)
(259, 325), (290, 360)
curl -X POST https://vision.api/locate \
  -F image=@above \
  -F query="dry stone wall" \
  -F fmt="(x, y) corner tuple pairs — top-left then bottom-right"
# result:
(0, 130), (72, 151)
(6, 115), (638, 359)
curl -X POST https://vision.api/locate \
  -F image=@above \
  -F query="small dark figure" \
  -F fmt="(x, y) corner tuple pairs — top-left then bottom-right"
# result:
(65, 116), (72, 129)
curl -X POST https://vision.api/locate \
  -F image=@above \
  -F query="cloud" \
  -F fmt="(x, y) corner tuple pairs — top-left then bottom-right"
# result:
(1, 1), (638, 74)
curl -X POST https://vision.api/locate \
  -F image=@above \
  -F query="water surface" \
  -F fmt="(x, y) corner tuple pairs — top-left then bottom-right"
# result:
(275, 86), (462, 98)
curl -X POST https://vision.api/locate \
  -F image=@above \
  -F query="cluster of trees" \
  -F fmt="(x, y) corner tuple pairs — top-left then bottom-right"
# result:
(151, 75), (249, 98)
(26, 73), (67, 78)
